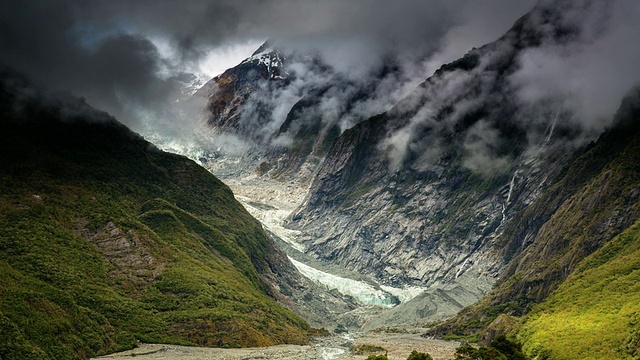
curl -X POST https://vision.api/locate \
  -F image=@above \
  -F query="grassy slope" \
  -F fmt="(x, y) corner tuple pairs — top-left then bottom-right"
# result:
(517, 219), (640, 359)
(0, 86), (307, 359)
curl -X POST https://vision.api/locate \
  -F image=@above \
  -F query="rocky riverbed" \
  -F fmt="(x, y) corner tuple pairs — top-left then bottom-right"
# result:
(94, 330), (459, 360)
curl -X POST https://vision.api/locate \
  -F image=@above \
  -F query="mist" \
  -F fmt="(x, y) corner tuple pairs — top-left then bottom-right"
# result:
(377, 0), (640, 176)
(0, 0), (534, 147)
(2, 0), (637, 175)
(510, 0), (640, 133)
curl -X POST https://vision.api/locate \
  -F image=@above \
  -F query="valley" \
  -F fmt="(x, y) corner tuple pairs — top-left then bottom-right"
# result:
(4, 1), (640, 359)
(211, 157), (426, 311)
(158, 137), (438, 319)
(124, 141), (461, 359)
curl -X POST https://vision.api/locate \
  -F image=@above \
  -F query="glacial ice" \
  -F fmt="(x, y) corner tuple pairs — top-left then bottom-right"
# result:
(289, 257), (425, 307)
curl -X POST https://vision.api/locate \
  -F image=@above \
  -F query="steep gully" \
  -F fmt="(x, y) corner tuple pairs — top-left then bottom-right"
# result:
(189, 147), (427, 315)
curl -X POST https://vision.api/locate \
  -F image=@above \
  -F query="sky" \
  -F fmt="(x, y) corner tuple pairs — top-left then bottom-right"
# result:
(376, 0), (640, 175)
(1, 0), (640, 172)
(0, 0), (536, 134)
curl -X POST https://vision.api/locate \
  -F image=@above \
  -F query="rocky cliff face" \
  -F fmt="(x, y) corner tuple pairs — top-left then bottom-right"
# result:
(197, 43), (290, 138)
(200, 0), (631, 328)
(286, 1), (589, 311)
(197, 41), (416, 184)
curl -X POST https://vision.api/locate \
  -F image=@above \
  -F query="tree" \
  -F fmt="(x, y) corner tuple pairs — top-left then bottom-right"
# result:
(455, 345), (481, 359)
(366, 354), (389, 360)
(478, 347), (507, 360)
(407, 349), (434, 360)
(453, 335), (528, 360)
(489, 335), (525, 360)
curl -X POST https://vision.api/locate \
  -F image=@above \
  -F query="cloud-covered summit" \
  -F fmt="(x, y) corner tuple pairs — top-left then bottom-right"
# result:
(2, 0), (638, 157)
(0, 0), (534, 135)
(375, 0), (640, 176)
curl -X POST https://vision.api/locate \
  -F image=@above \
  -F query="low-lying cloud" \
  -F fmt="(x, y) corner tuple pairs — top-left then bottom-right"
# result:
(510, 0), (640, 133)
(0, 0), (534, 147)
(378, 0), (640, 176)
(4, 0), (637, 178)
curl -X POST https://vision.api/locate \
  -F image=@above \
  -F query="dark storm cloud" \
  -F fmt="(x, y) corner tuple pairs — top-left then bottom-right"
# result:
(0, 0), (535, 136)
(510, 0), (640, 132)
(0, 1), (193, 131)
(75, 0), (536, 63)
(74, 0), (243, 63)
(379, 0), (640, 176)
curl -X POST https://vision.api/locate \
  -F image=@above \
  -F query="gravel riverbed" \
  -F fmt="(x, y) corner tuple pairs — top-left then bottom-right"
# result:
(93, 331), (458, 360)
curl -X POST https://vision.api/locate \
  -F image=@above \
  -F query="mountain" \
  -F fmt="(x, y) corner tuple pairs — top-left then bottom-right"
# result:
(283, 3), (640, 350)
(429, 89), (640, 358)
(196, 41), (411, 184)
(0, 71), (310, 359)
(285, 0), (587, 322)
(195, 0), (640, 356)
(196, 41), (291, 137)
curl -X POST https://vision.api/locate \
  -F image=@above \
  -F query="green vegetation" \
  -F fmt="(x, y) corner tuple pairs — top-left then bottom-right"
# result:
(360, 350), (434, 360)
(406, 350), (433, 360)
(365, 355), (389, 360)
(371, 327), (421, 334)
(443, 333), (480, 343)
(516, 220), (640, 359)
(454, 335), (525, 360)
(352, 344), (387, 355)
(455, 345), (507, 360)
(0, 85), (308, 359)
(307, 327), (331, 337)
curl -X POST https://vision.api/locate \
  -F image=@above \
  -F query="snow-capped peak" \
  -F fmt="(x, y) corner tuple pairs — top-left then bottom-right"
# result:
(241, 48), (288, 79)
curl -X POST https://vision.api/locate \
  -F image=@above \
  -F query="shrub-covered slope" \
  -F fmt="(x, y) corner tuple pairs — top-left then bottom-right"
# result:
(0, 76), (308, 359)
(516, 219), (640, 359)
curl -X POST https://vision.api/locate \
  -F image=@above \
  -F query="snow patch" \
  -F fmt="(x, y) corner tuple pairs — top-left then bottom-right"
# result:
(241, 50), (287, 79)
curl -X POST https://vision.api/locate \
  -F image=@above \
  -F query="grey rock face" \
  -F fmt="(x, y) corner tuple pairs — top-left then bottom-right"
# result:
(76, 220), (165, 290)
(284, 1), (589, 319)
